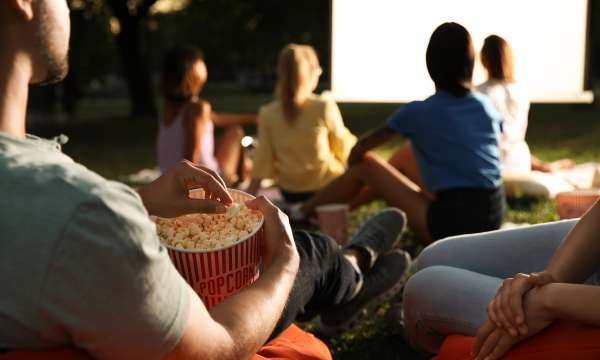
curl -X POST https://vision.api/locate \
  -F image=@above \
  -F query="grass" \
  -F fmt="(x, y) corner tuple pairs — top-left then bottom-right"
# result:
(29, 87), (600, 359)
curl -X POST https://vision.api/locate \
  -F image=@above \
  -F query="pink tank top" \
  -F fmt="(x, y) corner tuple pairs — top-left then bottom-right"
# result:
(157, 106), (219, 173)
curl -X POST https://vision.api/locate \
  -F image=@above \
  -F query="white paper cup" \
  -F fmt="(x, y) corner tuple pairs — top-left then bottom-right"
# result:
(316, 203), (349, 246)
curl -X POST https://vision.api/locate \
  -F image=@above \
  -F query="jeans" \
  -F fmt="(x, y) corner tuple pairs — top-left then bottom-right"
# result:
(402, 219), (599, 354)
(270, 230), (360, 339)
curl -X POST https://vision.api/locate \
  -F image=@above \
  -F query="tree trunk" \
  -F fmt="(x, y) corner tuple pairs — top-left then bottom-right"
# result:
(114, 19), (157, 118)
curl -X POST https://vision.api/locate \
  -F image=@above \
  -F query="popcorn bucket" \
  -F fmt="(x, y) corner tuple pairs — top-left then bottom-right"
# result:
(164, 189), (264, 309)
(556, 189), (600, 219)
(316, 203), (349, 246)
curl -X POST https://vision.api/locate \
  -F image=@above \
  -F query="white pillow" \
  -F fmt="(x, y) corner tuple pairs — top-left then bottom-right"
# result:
(503, 171), (574, 198)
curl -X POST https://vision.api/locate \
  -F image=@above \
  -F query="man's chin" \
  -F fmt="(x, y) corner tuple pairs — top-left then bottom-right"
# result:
(31, 64), (69, 86)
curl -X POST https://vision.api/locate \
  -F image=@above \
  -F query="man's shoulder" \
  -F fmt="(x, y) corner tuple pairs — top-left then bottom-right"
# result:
(0, 142), (147, 235)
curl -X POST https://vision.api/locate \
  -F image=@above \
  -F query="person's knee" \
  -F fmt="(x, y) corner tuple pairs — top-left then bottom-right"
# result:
(349, 152), (384, 174)
(362, 152), (384, 166)
(415, 240), (449, 271)
(404, 266), (450, 309)
(403, 266), (453, 353)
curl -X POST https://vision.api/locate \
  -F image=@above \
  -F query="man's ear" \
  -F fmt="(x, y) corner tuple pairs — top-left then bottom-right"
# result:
(9, 0), (34, 21)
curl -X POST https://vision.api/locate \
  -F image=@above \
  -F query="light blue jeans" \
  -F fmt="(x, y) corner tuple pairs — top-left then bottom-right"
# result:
(402, 219), (598, 354)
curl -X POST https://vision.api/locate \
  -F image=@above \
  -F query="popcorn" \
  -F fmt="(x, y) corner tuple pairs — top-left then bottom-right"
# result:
(155, 202), (262, 251)
(228, 202), (242, 217)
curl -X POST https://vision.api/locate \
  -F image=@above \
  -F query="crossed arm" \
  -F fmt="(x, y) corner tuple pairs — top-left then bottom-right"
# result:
(473, 201), (600, 360)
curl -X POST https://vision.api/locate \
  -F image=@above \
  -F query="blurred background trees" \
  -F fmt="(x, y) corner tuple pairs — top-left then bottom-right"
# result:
(28, 0), (599, 120)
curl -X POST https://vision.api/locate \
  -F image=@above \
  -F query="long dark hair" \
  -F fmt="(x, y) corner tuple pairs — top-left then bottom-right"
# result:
(160, 46), (205, 103)
(426, 22), (474, 96)
(481, 35), (515, 82)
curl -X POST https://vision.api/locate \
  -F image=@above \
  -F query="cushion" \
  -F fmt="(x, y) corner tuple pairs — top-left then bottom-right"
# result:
(504, 171), (574, 199)
(0, 348), (90, 360)
(0, 325), (331, 360)
(251, 324), (332, 360)
(434, 321), (600, 360)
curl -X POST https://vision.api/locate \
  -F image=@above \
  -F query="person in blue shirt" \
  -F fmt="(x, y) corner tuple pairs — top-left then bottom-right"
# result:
(302, 22), (505, 244)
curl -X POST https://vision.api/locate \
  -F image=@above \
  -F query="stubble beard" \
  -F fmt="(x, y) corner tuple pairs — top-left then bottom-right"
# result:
(31, 1), (69, 86)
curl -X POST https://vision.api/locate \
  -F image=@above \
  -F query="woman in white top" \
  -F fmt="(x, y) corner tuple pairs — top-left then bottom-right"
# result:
(476, 35), (573, 174)
(157, 46), (256, 185)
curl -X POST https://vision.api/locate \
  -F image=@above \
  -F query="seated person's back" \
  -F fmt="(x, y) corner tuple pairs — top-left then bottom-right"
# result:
(255, 94), (355, 194)
(250, 44), (356, 200)
(388, 90), (501, 193)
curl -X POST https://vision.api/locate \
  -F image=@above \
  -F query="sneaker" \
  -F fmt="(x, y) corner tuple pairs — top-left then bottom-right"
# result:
(319, 249), (412, 335)
(347, 208), (407, 269)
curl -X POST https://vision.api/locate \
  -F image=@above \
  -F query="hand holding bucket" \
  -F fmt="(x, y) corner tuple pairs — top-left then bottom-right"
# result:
(159, 189), (264, 309)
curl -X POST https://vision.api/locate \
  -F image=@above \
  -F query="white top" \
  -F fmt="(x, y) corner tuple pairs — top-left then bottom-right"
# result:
(477, 80), (532, 175)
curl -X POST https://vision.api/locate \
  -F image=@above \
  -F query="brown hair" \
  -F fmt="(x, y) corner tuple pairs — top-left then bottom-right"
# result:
(426, 22), (474, 96)
(480, 35), (515, 82)
(160, 46), (205, 102)
(276, 44), (321, 122)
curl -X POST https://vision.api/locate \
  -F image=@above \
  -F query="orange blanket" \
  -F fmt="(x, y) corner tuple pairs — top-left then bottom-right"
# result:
(434, 321), (600, 360)
(0, 324), (331, 360)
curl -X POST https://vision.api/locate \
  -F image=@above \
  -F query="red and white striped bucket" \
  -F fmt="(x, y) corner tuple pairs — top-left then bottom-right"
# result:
(164, 189), (263, 309)
(556, 189), (600, 219)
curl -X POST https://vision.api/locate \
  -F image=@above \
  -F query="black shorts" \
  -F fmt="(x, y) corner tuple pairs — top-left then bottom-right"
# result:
(427, 186), (506, 241)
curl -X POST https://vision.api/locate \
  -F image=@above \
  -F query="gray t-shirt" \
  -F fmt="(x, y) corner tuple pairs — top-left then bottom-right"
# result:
(0, 133), (190, 359)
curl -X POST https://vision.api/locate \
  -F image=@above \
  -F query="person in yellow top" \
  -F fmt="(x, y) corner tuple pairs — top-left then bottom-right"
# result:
(248, 44), (356, 203)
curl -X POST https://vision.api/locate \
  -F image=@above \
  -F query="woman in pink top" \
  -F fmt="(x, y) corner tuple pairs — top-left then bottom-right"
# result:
(157, 46), (256, 185)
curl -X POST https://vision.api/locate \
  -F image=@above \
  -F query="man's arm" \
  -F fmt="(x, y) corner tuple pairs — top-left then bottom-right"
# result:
(164, 197), (299, 360)
(140, 165), (300, 359)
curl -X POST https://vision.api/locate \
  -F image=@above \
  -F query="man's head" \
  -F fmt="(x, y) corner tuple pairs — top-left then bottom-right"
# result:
(0, 0), (70, 85)
(426, 22), (474, 96)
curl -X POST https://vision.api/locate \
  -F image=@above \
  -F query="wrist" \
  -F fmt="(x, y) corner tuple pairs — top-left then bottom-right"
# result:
(266, 249), (299, 276)
(537, 283), (559, 320)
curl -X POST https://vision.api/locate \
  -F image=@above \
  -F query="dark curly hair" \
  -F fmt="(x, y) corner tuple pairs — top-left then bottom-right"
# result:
(160, 46), (205, 102)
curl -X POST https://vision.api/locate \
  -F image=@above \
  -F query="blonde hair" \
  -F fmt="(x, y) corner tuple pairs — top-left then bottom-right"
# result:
(480, 35), (515, 82)
(276, 44), (321, 122)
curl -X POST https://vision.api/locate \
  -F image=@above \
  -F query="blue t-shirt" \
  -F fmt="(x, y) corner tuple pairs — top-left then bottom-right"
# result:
(386, 91), (502, 193)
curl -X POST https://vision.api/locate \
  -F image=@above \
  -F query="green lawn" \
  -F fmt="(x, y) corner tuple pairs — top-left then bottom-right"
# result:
(30, 88), (600, 359)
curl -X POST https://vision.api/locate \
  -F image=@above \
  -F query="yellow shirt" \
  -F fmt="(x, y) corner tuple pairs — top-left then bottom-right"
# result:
(251, 94), (357, 193)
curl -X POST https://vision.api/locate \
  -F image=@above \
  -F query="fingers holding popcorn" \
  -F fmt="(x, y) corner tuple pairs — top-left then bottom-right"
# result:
(178, 160), (232, 205)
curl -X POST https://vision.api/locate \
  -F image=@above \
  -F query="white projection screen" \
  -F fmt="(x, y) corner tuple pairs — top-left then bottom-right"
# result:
(331, 0), (592, 103)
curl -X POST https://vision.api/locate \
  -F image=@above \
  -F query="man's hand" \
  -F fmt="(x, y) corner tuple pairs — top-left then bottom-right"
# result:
(473, 286), (555, 360)
(487, 271), (554, 336)
(138, 160), (233, 218)
(245, 196), (299, 271)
